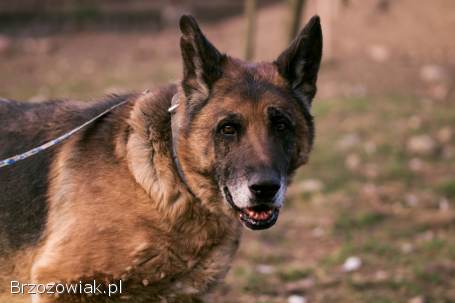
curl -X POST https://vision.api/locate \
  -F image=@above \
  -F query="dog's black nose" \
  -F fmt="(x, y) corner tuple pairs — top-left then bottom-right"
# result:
(248, 176), (281, 201)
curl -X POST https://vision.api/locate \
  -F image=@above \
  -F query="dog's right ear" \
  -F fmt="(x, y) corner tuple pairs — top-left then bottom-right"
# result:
(179, 15), (225, 104)
(275, 16), (323, 108)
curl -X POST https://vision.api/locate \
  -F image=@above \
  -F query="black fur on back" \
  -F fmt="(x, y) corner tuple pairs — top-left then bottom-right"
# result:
(0, 95), (133, 252)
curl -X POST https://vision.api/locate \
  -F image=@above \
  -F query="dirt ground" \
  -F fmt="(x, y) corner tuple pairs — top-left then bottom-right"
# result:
(0, 0), (454, 302)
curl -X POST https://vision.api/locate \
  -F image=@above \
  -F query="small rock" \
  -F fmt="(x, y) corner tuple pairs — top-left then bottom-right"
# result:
(437, 127), (452, 144)
(409, 158), (425, 172)
(256, 264), (275, 274)
(368, 45), (389, 62)
(439, 198), (450, 212)
(400, 242), (414, 254)
(374, 270), (389, 281)
(342, 256), (362, 272)
(407, 135), (436, 155)
(405, 194), (419, 207)
(420, 65), (447, 83)
(300, 179), (324, 193)
(288, 294), (307, 303)
(337, 133), (360, 150)
(408, 295), (425, 303)
(345, 153), (361, 170)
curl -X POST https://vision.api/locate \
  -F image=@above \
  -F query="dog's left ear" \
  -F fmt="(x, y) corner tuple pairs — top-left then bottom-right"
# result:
(275, 16), (323, 108)
(179, 15), (225, 103)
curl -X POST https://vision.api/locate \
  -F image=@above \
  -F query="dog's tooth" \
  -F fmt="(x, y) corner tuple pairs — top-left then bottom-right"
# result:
(258, 212), (270, 220)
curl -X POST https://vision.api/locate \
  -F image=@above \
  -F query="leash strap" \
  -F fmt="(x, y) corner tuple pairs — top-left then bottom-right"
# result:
(0, 99), (129, 168)
(168, 93), (196, 197)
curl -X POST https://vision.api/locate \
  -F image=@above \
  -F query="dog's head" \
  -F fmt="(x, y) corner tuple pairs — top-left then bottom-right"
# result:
(172, 15), (322, 230)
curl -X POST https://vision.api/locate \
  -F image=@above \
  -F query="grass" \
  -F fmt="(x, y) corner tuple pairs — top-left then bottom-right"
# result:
(291, 91), (454, 302)
(1, 29), (455, 303)
(278, 267), (313, 282)
(335, 211), (387, 233)
(437, 180), (455, 200)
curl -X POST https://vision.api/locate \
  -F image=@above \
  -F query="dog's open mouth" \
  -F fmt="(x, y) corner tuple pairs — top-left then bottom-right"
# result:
(239, 205), (279, 230)
(224, 187), (280, 230)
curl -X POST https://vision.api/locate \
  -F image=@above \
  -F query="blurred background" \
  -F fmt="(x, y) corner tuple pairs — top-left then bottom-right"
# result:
(1, 0), (454, 302)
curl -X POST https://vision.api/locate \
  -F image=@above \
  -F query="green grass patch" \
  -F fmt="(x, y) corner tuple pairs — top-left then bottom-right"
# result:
(335, 211), (387, 233)
(414, 266), (444, 285)
(321, 243), (355, 267)
(242, 273), (275, 294)
(359, 240), (399, 257)
(278, 267), (312, 282)
(437, 180), (455, 199)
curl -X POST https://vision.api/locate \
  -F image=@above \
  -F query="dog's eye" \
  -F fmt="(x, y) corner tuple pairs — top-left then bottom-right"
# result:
(275, 122), (287, 132)
(273, 119), (289, 132)
(268, 108), (293, 133)
(221, 124), (237, 136)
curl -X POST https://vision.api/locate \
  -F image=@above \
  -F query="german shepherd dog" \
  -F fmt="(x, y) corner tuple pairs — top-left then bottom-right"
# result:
(0, 15), (322, 302)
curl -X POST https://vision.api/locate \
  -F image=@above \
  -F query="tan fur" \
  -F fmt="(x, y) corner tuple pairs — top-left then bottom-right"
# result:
(26, 92), (240, 303)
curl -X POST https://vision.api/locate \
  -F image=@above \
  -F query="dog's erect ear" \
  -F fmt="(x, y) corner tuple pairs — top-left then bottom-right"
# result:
(179, 15), (225, 102)
(275, 16), (323, 107)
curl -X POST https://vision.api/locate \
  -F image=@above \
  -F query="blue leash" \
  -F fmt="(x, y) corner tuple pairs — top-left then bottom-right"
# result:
(0, 99), (129, 168)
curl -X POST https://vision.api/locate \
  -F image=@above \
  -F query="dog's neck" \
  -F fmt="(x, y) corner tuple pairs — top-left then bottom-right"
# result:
(123, 86), (230, 226)
(122, 87), (191, 220)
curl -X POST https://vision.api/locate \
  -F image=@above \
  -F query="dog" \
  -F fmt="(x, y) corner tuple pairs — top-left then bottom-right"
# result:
(0, 15), (322, 302)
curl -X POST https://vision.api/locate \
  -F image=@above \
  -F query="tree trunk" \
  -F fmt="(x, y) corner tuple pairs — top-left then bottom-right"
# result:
(288, 0), (305, 43)
(316, 0), (340, 61)
(244, 0), (257, 60)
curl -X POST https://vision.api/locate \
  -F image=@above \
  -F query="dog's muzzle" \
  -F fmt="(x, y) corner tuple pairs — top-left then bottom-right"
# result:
(223, 187), (280, 230)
